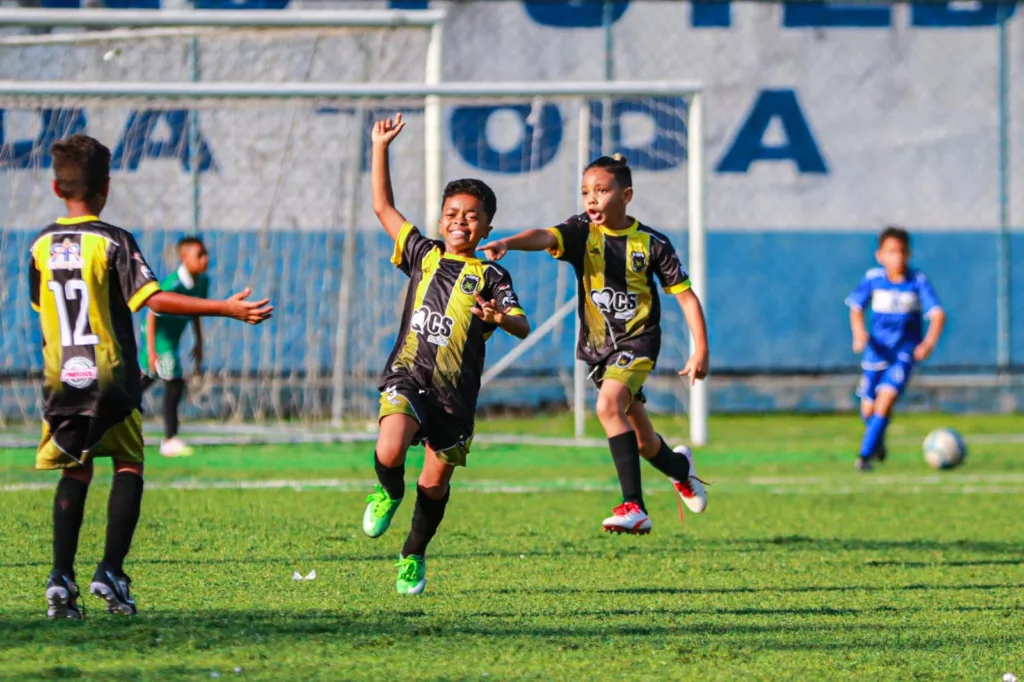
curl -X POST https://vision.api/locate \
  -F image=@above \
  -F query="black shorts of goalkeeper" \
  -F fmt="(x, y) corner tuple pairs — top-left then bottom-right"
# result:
(377, 382), (474, 467)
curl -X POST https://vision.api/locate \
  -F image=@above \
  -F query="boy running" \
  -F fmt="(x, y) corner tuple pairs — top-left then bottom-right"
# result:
(31, 135), (272, 618)
(361, 114), (530, 594)
(846, 226), (945, 471)
(139, 236), (211, 457)
(481, 154), (710, 534)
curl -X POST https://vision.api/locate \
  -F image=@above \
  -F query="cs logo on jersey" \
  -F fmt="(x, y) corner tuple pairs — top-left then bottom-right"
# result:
(590, 288), (638, 320)
(48, 239), (82, 270)
(630, 251), (647, 273)
(460, 274), (480, 295)
(411, 306), (455, 347)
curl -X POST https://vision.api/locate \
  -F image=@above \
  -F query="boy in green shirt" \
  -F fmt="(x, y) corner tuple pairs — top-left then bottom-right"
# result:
(139, 236), (210, 457)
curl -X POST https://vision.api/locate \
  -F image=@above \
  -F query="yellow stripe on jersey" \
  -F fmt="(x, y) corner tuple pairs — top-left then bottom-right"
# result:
(582, 224), (608, 350)
(432, 262), (484, 388)
(505, 307), (526, 318)
(625, 231), (653, 337)
(390, 221), (416, 267)
(392, 248), (442, 372)
(81, 234), (117, 388)
(127, 281), (160, 313)
(665, 280), (692, 295)
(32, 235), (63, 396)
(545, 227), (565, 259)
(55, 215), (100, 226)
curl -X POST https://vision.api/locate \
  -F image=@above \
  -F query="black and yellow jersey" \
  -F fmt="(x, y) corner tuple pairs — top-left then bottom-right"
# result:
(28, 216), (160, 421)
(380, 222), (526, 422)
(547, 213), (690, 366)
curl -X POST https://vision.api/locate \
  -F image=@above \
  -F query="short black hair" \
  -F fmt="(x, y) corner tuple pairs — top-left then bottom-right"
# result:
(50, 134), (110, 201)
(177, 235), (206, 250)
(878, 225), (911, 249)
(585, 153), (632, 188)
(442, 178), (497, 222)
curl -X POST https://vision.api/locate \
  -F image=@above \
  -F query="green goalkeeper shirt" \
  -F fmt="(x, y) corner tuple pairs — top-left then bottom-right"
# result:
(139, 264), (210, 353)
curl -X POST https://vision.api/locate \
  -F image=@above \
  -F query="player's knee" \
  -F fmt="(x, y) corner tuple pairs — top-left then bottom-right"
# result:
(62, 463), (94, 483)
(873, 390), (898, 417)
(114, 460), (143, 477)
(595, 392), (627, 423)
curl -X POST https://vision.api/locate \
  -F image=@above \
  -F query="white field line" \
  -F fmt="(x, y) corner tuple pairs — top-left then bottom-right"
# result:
(5, 473), (1024, 495)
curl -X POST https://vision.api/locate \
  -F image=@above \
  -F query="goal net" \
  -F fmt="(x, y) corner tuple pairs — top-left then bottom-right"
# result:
(0, 14), (705, 445)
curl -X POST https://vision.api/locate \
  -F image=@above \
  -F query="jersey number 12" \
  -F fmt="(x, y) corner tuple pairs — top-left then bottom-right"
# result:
(48, 279), (99, 347)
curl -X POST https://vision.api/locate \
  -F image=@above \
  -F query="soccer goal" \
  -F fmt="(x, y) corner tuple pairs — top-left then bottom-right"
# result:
(0, 10), (706, 447)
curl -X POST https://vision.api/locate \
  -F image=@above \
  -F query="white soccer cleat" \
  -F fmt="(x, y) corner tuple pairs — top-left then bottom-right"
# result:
(671, 445), (708, 514)
(159, 437), (194, 458)
(602, 502), (652, 535)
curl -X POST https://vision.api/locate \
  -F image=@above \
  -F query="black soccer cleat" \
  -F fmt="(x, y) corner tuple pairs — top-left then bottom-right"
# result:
(854, 456), (874, 472)
(872, 443), (887, 463)
(46, 570), (84, 620)
(89, 564), (137, 615)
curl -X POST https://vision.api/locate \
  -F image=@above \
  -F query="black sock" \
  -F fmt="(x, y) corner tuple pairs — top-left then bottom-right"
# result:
(374, 453), (406, 500)
(101, 472), (144, 574)
(647, 436), (691, 482)
(401, 485), (450, 558)
(608, 431), (644, 510)
(53, 478), (89, 579)
(163, 379), (185, 440)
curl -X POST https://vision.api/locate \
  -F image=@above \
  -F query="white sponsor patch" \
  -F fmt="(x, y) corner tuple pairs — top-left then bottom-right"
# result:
(60, 357), (97, 389)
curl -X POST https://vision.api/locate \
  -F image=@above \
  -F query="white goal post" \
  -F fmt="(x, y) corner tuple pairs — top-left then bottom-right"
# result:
(0, 19), (706, 445)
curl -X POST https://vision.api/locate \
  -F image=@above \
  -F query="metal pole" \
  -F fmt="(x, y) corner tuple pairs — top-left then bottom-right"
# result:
(997, 7), (1012, 371)
(574, 101), (592, 439)
(188, 36), (200, 237)
(600, 0), (614, 156)
(423, 19), (444, 237)
(688, 91), (708, 446)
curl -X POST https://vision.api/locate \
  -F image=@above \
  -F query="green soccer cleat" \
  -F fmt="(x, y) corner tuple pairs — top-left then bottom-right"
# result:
(395, 554), (426, 595)
(362, 485), (403, 538)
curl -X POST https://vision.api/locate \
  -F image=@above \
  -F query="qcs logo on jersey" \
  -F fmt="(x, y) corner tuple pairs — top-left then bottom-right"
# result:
(411, 306), (455, 347)
(48, 239), (83, 271)
(590, 288), (638, 320)
(630, 251), (647, 273)
(60, 357), (97, 389)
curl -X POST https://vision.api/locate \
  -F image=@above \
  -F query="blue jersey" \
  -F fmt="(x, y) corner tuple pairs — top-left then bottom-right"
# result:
(845, 267), (941, 369)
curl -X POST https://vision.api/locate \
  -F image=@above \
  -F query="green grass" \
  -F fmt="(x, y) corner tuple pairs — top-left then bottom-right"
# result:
(1, 413), (1023, 680)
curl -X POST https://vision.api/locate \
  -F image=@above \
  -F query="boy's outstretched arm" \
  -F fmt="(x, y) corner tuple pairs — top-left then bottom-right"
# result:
(479, 229), (558, 261)
(850, 307), (869, 353)
(371, 113), (409, 241)
(914, 308), (946, 361)
(675, 288), (709, 385)
(145, 288), (273, 325)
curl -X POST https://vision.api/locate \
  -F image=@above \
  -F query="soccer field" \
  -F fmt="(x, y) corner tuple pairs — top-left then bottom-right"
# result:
(1, 413), (1022, 680)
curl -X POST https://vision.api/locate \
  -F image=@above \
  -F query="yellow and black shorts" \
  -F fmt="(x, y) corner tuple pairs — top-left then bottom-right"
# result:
(36, 410), (145, 470)
(589, 351), (655, 406)
(378, 382), (474, 467)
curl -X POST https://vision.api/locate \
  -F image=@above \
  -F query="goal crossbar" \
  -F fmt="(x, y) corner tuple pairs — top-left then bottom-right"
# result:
(0, 8), (448, 29)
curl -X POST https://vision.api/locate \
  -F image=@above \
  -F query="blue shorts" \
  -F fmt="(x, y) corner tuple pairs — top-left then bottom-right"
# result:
(857, 360), (914, 401)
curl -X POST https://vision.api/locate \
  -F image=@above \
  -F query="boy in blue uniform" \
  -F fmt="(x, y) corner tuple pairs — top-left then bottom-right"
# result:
(846, 226), (946, 471)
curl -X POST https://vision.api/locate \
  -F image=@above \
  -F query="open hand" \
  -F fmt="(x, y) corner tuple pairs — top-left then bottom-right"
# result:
(913, 340), (935, 362)
(679, 351), (709, 385)
(225, 288), (274, 325)
(371, 113), (406, 147)
(852, 328), (869, 354)
(471, 293), (503, 324)
(478, 240), (508, 261)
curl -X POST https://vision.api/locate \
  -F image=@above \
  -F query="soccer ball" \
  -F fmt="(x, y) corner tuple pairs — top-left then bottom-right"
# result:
(922, 428), (966, 470)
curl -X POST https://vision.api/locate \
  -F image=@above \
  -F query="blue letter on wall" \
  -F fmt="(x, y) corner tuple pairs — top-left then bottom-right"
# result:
(112, 110), (214, 172)
(0, 108), (87, 170)
(716, 90), (827, 174)
(692, 1), (731, 27)
(783, 2), (891, 27)
(523, 0), (629, 28)
(912, 2), (1014, 26)
(588, 98), (688, 171)
(450, 104), (562, 173)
